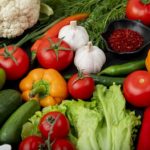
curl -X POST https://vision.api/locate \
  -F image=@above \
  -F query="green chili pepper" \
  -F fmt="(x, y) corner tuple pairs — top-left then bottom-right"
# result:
(99, 59), (145, 76)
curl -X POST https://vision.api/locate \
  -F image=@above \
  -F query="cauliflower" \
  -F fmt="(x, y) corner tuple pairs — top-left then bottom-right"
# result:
(0, 0), (40, 38)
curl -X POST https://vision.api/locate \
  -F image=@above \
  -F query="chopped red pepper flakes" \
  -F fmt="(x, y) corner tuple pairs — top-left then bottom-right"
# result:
(107, 29), (144, 53)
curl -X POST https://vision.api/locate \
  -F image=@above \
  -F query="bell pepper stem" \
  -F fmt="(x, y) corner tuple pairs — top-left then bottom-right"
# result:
(29, 85), (46, 97)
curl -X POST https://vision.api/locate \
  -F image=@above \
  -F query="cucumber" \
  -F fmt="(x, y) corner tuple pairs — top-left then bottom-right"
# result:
(90, 74), (124, 86)
(0, 89), (22, 126)
(0, 100), (40, 144)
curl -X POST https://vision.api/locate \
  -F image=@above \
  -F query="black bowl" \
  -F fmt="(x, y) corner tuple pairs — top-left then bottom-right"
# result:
(102, 19), (150, 55)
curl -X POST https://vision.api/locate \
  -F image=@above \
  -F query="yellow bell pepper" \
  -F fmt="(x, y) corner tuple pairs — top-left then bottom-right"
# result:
(19, 68), (68, 107)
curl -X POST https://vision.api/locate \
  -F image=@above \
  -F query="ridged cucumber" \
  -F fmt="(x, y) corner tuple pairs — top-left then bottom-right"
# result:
(0, 89), (22, 126)
(0, 100), (40, 144)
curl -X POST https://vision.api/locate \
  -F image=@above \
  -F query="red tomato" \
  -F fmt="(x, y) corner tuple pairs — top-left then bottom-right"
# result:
(0, 45), (29, 80)
(38, 112), (70, 141)
(126, 0), (150, 25)
(68, 73), (95, 100)
(37, 38), (74, 71)
(52, 139), (76, 150)
(123, 70), (150, 107)
(19, 136), (44, 150)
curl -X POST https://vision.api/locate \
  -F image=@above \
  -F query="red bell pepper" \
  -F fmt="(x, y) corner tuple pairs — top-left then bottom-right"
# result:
(137, 107), (150, 150)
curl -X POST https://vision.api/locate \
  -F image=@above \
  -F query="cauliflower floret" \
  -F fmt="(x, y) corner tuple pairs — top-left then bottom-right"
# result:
(0, 0), (40, 38)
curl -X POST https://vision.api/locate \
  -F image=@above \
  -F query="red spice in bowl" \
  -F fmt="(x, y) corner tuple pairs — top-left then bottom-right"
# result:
(107, 29), (144, 53)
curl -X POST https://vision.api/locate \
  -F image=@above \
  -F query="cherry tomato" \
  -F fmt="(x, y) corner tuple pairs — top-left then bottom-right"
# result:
(38, 111), (70, 141)
(126, 0), (150, 25)
(68, 73), (95, 100)
(52, 139), (76, 150)
(0, 45), (29, 80)
(123, 70), (150, 107)
(19, 136), (44, 150)
(37, 38), (74, 71)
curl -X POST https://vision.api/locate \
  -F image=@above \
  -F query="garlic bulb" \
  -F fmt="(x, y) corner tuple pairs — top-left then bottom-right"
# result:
(58, 20), (89, 50)
(74, 41), (106, 73)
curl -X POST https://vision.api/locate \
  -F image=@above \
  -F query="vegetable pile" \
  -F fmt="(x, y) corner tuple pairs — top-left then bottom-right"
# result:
(1, 0), (150, 149)
(21, 84), (141, 150)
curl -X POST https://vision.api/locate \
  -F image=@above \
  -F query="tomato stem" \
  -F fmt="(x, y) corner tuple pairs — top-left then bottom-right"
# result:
(77, 71), (89, 79)
(3, 45), (18, 65)
(45, 114), (61, 150)
(46, 37), (71, 61)
(141, 0), (150, 4)
(78, 71), (84, 79)
(72, 71), (90, 84)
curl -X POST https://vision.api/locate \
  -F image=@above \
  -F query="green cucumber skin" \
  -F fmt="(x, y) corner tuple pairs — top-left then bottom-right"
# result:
(0, 89), (22, 126)
(90, 74), (124, 86)
(0, 100), (40, 144)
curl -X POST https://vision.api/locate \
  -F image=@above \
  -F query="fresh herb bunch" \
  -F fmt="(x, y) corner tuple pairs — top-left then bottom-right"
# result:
(62, 0), (127, 48)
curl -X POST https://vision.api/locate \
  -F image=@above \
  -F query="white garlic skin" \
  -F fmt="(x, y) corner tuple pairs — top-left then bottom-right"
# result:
(58, 21), (89, 51)
(74, 42), (106, 74)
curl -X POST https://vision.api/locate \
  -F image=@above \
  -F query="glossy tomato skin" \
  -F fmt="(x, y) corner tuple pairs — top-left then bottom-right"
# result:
(38, 112), (70, 141)
(19, 136), (44, 150)
(0, 46), (29, 80)
(68, 73), (95, 100)
(37, 38), (74, 71)
(126, 0), (150, 25)
(123, 70), (150, 107)
(52, 139), (76, 150)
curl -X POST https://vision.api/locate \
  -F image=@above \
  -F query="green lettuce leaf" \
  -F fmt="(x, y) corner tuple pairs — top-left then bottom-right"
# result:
(21, 84), (141, 150)
(92, 84), (140, 150)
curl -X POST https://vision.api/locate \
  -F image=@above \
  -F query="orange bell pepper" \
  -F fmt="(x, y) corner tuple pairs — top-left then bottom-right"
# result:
(19, 68), (68, 107)
(145, 50), (150, 72)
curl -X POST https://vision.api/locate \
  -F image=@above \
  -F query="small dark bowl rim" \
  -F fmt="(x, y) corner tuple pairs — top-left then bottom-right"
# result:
(101, 18), (150, 55)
